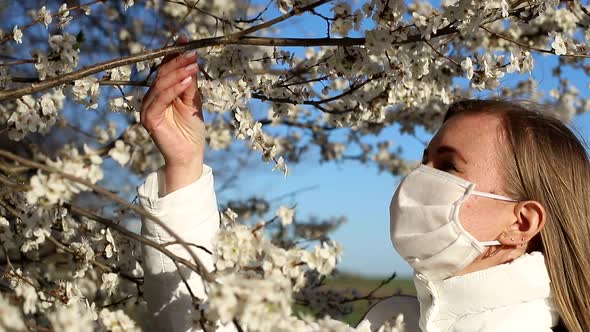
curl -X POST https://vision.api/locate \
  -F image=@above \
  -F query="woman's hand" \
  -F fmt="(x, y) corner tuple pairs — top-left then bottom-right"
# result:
(141, 36), (205, 196)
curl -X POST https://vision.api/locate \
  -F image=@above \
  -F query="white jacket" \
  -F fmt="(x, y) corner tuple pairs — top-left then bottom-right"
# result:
(137, 165), (559, 332)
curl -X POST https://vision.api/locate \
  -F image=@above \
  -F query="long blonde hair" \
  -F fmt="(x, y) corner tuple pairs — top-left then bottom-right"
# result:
(444, 99), (590, 332)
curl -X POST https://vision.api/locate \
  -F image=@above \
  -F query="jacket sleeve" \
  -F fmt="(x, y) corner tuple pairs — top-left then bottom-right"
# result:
(137, 164), (235, 332)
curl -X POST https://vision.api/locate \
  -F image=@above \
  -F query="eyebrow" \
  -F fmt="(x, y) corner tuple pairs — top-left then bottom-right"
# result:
(423, 145), (468, 164)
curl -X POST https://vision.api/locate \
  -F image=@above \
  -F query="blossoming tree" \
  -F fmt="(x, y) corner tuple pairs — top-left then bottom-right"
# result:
(0, 0), (588, 331)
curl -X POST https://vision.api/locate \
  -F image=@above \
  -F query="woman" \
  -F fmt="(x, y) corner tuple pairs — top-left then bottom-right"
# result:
(137, 42), (590, 332)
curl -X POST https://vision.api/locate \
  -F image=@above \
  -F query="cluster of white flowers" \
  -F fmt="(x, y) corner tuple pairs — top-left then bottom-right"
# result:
(100, 273), (120, 296)
(204, 206), (401, 331)
(47, 304), (95, 332)
(121, 123), (164, 174)
(57, 3), (74, 29)
(70, 238), (96, 278)
(70, 76), (100, 109)
(301, 241), (343, 276)
(330, 2), (363, 37)
(234, 107), (289, 174)
(551, 33), (568, 55)
(207, 274), (294, 329)
(27, 144), (104, 205)
(6, 88), (64, 140)
(99, 308), (141, 331)
(0, 292), (26, 331)
(0, 201), (143, 330)
(33, 34), (80, 80)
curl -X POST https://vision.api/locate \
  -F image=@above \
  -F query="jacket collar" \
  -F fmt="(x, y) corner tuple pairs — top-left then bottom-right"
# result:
(414, 251), (558, 323)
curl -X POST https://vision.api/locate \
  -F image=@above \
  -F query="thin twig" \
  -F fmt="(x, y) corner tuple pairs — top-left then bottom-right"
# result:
(481, 25), (590, 58)
(67, 204), (210, 283)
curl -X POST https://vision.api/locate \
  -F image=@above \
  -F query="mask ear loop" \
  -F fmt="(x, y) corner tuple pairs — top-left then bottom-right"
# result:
(466, 186), (515, 258)
(471, 190), (519, 202)
(484, 243), (504, 258)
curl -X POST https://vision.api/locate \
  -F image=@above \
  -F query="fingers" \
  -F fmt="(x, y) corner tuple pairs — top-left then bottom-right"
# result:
(157, 36), (196, 82)
(143, 60), (199, 109)
(142, 76), (194, 132)
(180, 53), (200, 107)
(140, 35), (203, 132)
(157, 50), (197, 79)
(160, 35), (189, 66)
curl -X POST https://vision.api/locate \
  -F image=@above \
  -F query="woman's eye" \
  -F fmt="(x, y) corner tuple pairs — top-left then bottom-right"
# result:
(438, 161), (457, 172)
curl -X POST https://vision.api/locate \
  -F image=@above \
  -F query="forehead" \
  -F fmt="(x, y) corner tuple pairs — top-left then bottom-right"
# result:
(430, 112), (505, 185)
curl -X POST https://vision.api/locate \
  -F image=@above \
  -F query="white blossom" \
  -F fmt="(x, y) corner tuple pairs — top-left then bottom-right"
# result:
(99, 309), (140, 331)
(12, 273), (38, 314)
(551, 34), (567, 55)
(48, 305), (94, 332)
(12, 25), (22, 43)
(276, 206), (295, 226)
(125, 0), (135, 10)
(0, 293), (26, 331)
(102, 228), (118, 258)
(461, 57), (474, 80)
(27, 144), (104, 205)
(0, 217), (15, 250)
(100, 273), (119, 296)
(207, 274), (293, 330)
(107, 66), (132, 81)
(38, 6), (52, 28)
(34, 34), (80, 80)
(301, 241), (343, 275)
(108, 140), (131, 166)
(70, 76), (100, 109)
(57, 3), (72, 29)
(70, 238), (95, 278)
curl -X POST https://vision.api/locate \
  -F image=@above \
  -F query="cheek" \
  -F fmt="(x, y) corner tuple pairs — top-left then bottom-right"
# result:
(458, 196), (504, 241)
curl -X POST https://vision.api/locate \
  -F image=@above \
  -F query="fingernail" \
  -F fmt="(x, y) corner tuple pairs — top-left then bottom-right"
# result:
(184, 63), (198, 71)
(183, 50), (197, 58)
(180, 76), (192, 85)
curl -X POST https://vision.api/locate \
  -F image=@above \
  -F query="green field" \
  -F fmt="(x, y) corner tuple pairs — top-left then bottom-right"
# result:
(322, 274), (416, 325)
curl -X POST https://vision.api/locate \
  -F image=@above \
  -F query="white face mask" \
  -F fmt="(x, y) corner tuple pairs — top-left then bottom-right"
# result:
(389, 165), (518, 280)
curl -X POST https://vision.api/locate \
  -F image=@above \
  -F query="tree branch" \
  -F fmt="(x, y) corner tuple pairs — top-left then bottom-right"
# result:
(481, 25), (590, 58)
(0, 0), (360, 102)
(0, 149), (213, 282)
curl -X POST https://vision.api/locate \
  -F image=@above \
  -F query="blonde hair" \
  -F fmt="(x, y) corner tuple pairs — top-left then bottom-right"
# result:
(444, 99), (590, 332)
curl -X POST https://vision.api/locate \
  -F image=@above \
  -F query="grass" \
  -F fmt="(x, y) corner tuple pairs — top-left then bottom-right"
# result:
(321, 273), (416, 325)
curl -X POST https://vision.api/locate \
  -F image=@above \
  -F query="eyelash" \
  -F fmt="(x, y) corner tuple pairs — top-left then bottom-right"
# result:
(421, 150), (459, 173)
(438, 161), (457, 172)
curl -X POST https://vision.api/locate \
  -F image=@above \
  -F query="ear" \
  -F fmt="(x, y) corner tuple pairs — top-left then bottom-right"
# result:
(503, 201), (546, 246)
